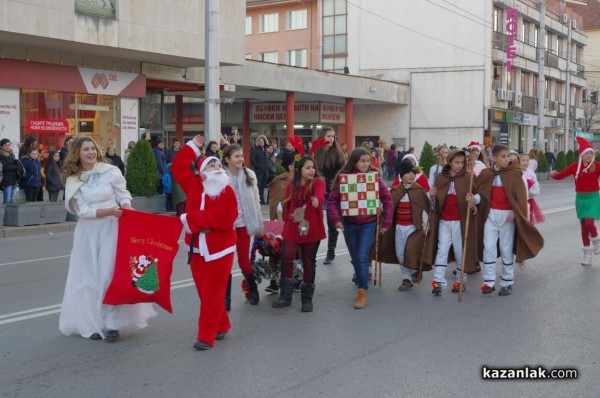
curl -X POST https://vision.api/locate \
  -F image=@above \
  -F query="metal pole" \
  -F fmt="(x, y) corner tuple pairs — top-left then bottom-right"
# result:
(564, 17), (572, 153)
(205, 0), (221, 144)
(537, 0), (546, 152)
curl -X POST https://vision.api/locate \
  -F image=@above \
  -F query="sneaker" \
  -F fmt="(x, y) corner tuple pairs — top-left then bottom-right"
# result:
(293, 280), (301, 292)
(89, 333), (102, 341)
(451, 282), (465, 293)
(481, 284), (495, 295)
(215, 332), (227, 341)
(193, 340), (211, 350)
(265, 280), (279, 294)
(323, 256), (335, 265)
(104, 329), (120, 343)
(398, 279), (413, 291)
(518, 261), (526, 270)
(431, 281), (443, 295)
(498, 285), (513, 296)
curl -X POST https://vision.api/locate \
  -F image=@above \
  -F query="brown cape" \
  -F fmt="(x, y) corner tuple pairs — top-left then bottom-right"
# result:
(370, 182), (434, 271)
(423, 169), (479, 272)
(476, 160), (544, 262)
(267, 173), (291, 220)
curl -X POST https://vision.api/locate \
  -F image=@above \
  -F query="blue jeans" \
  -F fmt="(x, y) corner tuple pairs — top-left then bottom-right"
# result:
(343, 220), (377, 290)
(2, 184), (17, 204)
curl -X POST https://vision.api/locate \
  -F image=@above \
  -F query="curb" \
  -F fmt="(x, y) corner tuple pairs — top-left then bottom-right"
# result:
(0, 222), (78, 239)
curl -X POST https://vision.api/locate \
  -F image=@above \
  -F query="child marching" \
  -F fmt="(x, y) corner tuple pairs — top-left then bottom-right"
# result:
(428, 149), (479, 295)
(391, 153), (431, 192)
(373, 160), (432, 292)
(327, 147), (394, 309)
(476, 144), (544, 296)
(272, 156), (326, 312)
(550, 137), (600, 265)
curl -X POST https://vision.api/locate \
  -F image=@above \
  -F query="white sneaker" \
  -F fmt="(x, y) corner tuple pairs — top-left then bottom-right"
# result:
(518, 261), (526, 270)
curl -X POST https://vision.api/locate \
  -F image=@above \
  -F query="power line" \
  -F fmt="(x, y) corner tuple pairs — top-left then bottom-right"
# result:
(345, 0), (492, 60)
(423, 0), (493, 29)
(439, 0), (493, 26)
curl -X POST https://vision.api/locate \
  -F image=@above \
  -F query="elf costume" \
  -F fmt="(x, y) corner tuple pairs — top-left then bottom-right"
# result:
(551, 136), (600, 265)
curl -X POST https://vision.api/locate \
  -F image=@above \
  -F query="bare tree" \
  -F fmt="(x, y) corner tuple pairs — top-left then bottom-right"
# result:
(582, 83), (600, 133)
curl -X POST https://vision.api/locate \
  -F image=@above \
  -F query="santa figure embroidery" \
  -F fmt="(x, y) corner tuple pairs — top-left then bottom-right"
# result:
(171, 136), (238, 351)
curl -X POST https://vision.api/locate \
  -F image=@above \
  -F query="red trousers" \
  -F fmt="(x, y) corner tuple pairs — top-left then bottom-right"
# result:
(189, 252), (234, 346)
(235, 227), (252, 276)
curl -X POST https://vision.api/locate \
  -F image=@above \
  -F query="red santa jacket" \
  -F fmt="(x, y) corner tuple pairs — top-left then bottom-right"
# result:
(171, 142), (238, 261)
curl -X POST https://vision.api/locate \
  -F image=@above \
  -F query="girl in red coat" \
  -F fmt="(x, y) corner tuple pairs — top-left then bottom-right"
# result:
(171, 136), (238, 350)
(550, 137), (600, 266)
(272, 156), (326, 312)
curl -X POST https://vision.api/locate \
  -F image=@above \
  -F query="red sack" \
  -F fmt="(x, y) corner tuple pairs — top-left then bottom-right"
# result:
(103, 209), (183, 313)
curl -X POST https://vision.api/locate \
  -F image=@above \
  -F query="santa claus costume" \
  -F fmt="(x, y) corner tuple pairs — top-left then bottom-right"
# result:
(467, 141), (487, 176)
(171, 140), (238, 350)
(551, 136), (600, 265)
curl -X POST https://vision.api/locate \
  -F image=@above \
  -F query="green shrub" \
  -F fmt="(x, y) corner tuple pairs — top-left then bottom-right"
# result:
(125, 140), (158, 196)
(419, 141), (436, 176)
(536, 151), (548, 172)
(566, 149), (577, 165)
(556, 151), (567, 171)
(275, 164), (286, 176)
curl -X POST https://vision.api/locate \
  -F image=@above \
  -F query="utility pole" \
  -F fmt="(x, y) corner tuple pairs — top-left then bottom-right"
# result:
(537, 0), (546, 151)
(564, 15), (572, 152)
(205, 0), (221, 145)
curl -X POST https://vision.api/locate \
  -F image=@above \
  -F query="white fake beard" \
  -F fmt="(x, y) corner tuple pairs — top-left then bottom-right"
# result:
(202, 169), (230, 198)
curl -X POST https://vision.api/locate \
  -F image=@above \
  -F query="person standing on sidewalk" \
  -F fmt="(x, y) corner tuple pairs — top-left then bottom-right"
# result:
(251, 135), (270, 205)
(222, 144), (264, 308)
(20, 147), (42, 202)
(0, 138), (20, 204)
(312, 127), (346, 265)
(45, 150), (64, 202)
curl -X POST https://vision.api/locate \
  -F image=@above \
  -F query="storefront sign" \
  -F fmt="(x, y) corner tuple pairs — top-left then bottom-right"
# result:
(250, 102), (346, 124)
(172, 115), (205, 125)
(506, 8), (519, 72)
(0, 87), (20, 143)
(489, 109), (505, 122)
(320, 103), (346, 123)
(506, 111), (523, 124)
(27, 118), (69, 133)
(121, 98), (139, 155)
(521, 114), (538, 126)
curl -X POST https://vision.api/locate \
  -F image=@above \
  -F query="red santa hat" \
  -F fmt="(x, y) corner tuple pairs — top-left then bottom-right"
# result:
(467, 141), (481, 151)
(575, 136), (594, 180)
(197, 156), (220, 173)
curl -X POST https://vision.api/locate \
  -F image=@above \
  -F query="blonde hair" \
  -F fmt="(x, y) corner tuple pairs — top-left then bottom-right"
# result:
(62, 136), (106, 183)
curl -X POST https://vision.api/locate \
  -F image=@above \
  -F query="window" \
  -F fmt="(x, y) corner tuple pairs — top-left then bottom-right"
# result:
(493, 8), (502, 32)
(245, 54), (252, 60)
(287, 9), (307, 30)
(521, 72), (529, 96)
(246, 16), (252, 35)
(259, 13), (278, 33)
(556, 81), (564, 103)
(534, 26), (539, 48)
(322, 0), (348, 71)
(260, 51), (278, 63)
(287, 49), (307, 67)
(533, 74), (539, 98)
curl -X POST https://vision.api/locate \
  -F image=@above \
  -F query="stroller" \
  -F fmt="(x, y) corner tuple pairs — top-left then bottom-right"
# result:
(247, 220), (303, 294)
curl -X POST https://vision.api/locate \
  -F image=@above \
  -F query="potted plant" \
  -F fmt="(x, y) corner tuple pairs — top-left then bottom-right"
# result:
(535, 151), (549, 181)
(3, 190), (67, 226)
(125, 139), (165, 213)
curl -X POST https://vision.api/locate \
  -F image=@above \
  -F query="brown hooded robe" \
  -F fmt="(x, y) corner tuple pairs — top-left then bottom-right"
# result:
(476, 160), (544, 262)
(267, 173), (291, 220)
(370, 182), (434, 271)
(423, 169), (479, 272)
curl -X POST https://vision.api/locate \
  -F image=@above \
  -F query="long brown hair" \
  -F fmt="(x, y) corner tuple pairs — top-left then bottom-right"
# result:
(285, 156), (323, 204)
(330, 147), (376, 191)
(62, 136), (106, 183)
(222, 144), (254, 187)
(312, 127), (345, 171)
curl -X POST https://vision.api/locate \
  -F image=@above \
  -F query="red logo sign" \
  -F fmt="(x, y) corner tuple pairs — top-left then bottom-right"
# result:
(91, 73), (109, 89)
(27, 119), (69, 133)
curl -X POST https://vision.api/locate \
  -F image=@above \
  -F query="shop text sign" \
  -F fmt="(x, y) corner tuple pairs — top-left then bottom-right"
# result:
(250, 102), (346, 124)
(171, 115), (205, 125)
(27, 118), (69, 133)
(506, 8), (518, 72)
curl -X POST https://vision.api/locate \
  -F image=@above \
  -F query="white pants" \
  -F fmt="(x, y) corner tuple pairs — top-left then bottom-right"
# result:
(433, 220), (465, 287)
(482, 209), (515, 288)
(395, 224), (416, 281)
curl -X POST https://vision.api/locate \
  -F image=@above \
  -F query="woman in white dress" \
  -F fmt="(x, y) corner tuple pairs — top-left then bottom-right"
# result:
(59, 136), (156, 342)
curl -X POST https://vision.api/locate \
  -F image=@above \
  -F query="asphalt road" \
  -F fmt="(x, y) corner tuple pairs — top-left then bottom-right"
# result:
(1, 179), (598, 398)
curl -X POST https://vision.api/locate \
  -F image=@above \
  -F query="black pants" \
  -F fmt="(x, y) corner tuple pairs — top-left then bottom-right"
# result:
(255, 170), (268, 203)
(47, 190), (59, 202)
(24, 187), (40, 202)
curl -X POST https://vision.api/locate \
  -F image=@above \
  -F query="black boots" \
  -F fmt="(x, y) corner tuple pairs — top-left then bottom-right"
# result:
(224, 274), (232, 312)
(272, 278), (294, 308)
(300, 283), (315, 312)
(245, 274), (259, 305)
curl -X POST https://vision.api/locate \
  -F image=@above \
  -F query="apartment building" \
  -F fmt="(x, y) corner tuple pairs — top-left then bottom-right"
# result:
(247, 0), (589, 153)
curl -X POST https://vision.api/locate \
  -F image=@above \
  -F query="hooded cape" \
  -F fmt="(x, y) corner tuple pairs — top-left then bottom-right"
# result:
(476, 160), (544, 262)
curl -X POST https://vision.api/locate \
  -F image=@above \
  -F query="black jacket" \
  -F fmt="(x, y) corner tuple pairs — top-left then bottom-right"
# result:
(0, 150), (19, 188)
(106, 153), (125, 175)
(45, 161), (64, 191)
(251, 146), (269, 173)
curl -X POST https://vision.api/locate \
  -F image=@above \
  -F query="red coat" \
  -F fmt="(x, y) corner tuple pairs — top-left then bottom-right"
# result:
(171, 142), (238, 261)
(282, 178), (326, 243)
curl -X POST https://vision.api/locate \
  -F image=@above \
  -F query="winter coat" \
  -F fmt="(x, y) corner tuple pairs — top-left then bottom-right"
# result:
(152, 147), (166, 177)
(0, 149), (19, 188)
(105, 153), (125, 175)
(268, 173), (291, 220)
(45, 161), (64, 191)
(20, 157), (42, 188)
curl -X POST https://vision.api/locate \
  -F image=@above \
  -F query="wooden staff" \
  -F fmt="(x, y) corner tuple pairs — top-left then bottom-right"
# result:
(416, 194), (435, 287)
(374, 209), (381, 286)
(458, 170), (475, 303)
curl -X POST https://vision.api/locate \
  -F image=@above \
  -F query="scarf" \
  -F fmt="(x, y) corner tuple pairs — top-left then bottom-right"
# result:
(225, 167), (263, 236)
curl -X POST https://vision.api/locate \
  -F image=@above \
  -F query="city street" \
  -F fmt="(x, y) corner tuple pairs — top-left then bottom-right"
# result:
(1, 179), (598, 397)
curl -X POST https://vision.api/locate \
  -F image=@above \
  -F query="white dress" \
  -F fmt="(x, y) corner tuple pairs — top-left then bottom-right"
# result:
(59, 165), (157, 339)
